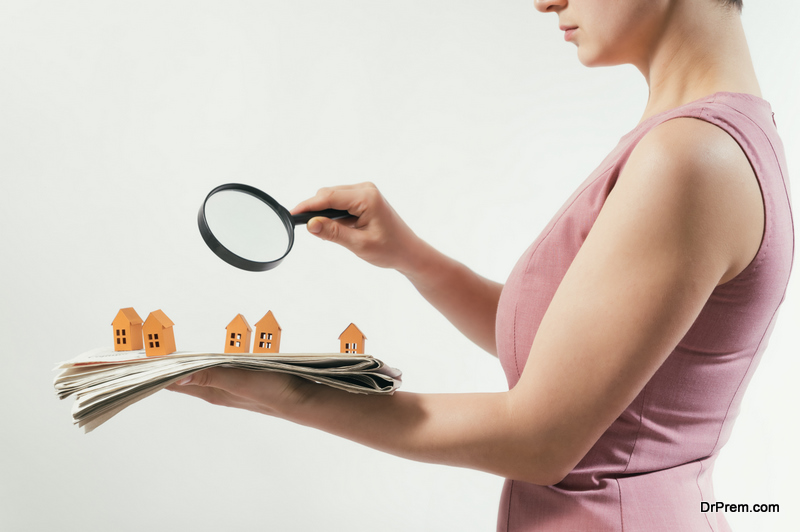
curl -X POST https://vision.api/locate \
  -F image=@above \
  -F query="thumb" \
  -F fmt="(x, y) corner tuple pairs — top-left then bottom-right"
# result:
(174, 369), (216, 388)
(174, 368), (239, 389)
(307, 217), (355, 247)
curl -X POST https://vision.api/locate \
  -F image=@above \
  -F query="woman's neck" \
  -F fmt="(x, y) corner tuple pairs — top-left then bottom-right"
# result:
(636, 2), (761, 123)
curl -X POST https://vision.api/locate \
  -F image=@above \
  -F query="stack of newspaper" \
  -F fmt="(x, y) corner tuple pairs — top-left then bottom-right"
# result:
(54, 348), (402, 433)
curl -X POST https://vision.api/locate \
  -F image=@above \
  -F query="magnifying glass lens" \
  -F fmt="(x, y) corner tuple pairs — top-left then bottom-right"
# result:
(203, 190), (290, 263)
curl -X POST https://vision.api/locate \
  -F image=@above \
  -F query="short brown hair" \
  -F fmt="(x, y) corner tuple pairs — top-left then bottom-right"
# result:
(721, 0), (743, 12)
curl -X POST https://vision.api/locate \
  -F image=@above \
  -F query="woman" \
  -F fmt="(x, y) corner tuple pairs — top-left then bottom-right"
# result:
(170, 1), (793, 530)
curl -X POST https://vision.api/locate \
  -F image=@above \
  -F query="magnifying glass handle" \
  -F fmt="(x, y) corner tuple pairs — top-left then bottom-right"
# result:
(291, 209), (351, 225)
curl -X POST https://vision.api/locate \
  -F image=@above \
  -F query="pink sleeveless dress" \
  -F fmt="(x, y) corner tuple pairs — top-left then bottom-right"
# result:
(495, 93), (794, 531)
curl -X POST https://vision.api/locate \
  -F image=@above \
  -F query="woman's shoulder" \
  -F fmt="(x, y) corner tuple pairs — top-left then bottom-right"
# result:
(619, 116), (764, 284)
(634, 116), (750, 179)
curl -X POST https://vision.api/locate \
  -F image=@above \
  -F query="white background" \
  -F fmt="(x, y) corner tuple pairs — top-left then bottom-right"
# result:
(1, 1), (797, 530)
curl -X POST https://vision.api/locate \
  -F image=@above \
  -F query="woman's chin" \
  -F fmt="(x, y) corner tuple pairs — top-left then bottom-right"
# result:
(575, 47), (597, 67)
(576, 48), (624, 68)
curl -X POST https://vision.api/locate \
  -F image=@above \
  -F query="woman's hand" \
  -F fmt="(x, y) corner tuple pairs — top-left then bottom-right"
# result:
(166, 369), (309, 418)
(294, 181), (503, 354)
(291, 182), (423, 274)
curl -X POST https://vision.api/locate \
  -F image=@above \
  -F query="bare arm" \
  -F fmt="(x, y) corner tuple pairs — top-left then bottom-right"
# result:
(171, 119), (763, 484)
(291, 183), (503, 355)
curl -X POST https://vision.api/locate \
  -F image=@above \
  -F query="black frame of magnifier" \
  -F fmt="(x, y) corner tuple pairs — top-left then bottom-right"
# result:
(198, 183), (349, 272)
(198, 183), (296, 272)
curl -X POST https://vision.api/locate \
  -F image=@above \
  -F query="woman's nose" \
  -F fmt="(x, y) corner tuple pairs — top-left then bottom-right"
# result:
(534, 0), (567, 13)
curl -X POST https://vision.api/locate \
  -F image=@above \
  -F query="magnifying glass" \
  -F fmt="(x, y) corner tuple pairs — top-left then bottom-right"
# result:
(198, 183), (350, 271)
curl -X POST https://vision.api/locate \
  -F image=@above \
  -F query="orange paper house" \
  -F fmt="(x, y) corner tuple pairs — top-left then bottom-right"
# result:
(112, 307), (144, 351)
(225, 313), (252, 353)
(143, 309), (176, 357)
(339, 323), (366, 354)
(253, 310), (281, 353)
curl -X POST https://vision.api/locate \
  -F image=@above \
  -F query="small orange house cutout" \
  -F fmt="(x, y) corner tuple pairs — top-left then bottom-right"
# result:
(112, 307), (144, 351)
(339, 323), (366, 354)
(143, 309), (176, 357)
(225, 313), (252, 353)
(253, 310), (281, 353)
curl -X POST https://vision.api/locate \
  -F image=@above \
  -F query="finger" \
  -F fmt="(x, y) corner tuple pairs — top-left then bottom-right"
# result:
(167, 370), (268, 408)
(291, 188), (356, 215)
(166, 379), (242, 407)
(306, 217), (362, 250)
(172, 367), (295, 402)
(167, 369), (299, 416)
(290, 183), (377, 215)
(173, 367), (248, 392)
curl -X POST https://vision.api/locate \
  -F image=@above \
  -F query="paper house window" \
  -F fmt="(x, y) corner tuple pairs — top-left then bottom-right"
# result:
(224, 314), (252, 354)
(143, 309), (176, 357)
(343, 342), (358, 353)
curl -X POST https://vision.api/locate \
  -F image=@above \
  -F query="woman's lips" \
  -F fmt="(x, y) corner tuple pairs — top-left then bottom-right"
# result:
(560, 25), (578, 41)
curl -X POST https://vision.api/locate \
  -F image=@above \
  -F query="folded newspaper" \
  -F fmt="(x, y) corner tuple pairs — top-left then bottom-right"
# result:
(54, 348), (403, 433)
